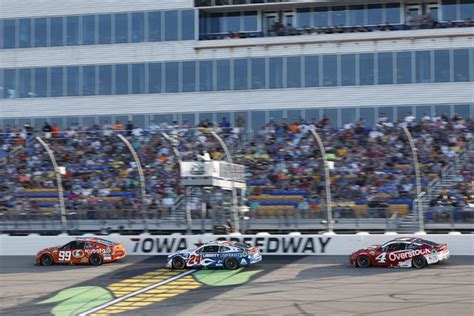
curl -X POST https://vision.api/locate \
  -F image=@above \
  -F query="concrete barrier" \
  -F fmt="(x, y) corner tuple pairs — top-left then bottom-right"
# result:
(1, 233), (473, 256)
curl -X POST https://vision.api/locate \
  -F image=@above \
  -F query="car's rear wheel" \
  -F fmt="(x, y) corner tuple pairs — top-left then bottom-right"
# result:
(172, 257), (186, 270)
(224, 257), (239, 270)
(40, 254), (53, 266)
(356, 255), (371, 268)
(89, 254), (103, 266)
(412, 255), (427, 269)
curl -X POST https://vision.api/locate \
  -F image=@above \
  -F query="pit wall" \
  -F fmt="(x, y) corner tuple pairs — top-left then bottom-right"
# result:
(1, 233), (473, 256)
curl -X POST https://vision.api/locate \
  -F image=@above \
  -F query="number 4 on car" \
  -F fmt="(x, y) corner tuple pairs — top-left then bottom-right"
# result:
(35, 238), (127, 266)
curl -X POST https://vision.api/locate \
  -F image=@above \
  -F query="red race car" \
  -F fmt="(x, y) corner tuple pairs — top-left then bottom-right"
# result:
(350, 237), (449, 269)
(36, 238), (127, 266)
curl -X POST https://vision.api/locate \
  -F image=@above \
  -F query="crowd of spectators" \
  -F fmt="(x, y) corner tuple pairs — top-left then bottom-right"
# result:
(201, 18), (473, 40)
(0, 112), (472, 221)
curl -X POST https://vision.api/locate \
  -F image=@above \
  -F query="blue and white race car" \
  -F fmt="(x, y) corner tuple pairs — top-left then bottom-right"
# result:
(167, 241), (262, 270)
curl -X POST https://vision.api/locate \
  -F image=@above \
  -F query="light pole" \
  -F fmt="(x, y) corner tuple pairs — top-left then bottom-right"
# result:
(209, 129), (239, 233)
(35, 137), (67, 232)
(117, 134), (148, 230)
(309, 128), (334, 233)
(401, 126), (424, 233)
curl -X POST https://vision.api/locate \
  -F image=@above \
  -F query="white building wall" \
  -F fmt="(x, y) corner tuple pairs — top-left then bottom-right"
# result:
(1, 82), (472, 118)
(1, 28), (472, 69)
(0, 0), (194, 19)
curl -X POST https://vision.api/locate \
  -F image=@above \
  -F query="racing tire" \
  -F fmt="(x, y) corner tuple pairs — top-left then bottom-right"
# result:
(172, 257), (186, 270)
(89, 254), (103, 266)
(356, 255), (371, 268)
(40, 254), (54, 266)
(412, 255), (427, 269)
(223, 257), (239, 270)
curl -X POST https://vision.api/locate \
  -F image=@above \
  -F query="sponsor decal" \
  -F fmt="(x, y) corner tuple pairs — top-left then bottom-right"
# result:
(72, 249), (84, 259)
(388, 248), (431, 262)
(190, 162), (205, 175)
(85, 248), (111, 254)
(130, 236), (331, 255)
(103, 254), (112, 261)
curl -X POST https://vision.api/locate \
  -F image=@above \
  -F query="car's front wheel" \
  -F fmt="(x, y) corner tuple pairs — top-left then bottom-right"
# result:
(223, 257), (239, 270)
(412, 255), (427, 269)
(40, 254), (54, 266)
(89, 254), (103, 266)
(172, 257), (186, 270)
(356, 255), (371, 268)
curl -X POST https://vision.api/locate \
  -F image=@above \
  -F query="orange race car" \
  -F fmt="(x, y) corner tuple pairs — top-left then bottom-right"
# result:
(35, 237), (127, 266)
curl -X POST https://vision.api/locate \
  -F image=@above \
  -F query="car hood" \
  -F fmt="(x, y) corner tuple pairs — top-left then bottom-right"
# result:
(37, 245), (60, 255)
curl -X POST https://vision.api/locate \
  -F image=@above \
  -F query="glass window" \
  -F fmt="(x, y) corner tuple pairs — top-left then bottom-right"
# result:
(331, 6), (347, 26)
(19, 19), (31, 48)
(66, 16), (80, 46)
(434, 50), (450, 83)
(210, 13), (224, 33)
(181, 10), (195, 40)
(19, 69), (31, 98)
(132, 64), (145, 94)
(165, 11), (178, 41)
(66, 66), (80, 96)
(115, 13), (129, 43)
(314, 7), (329, 27)
(454, 104), (470, 119)
(82, 15), (96, 45)
(243, 11), (258, 31)
(131, 12), (145, 43)
(415, 106), (432, 119)
(287, 56), (301, 88)
(269, 57), (283, 89)
(359, 53), (374, 85)
(234, 59), (248, 90)
(165, 62), (179, 93)
(297, 8), (311, 28)
(148, 12), (162, 42)
(397, 106), (412, 121)
(82, 116), (97, 128)
(415, 51), (432, 83)
(198, 112), (213, 126)
(453, 49), (470, 82)
(251, 58), (266, 89)
(322, 55), (337, 87)
(341, 54), (356, 86)
(305, 108), (321, 122)
(34, 18), (48, 47)
(149, 63), (162, 93)
(131, 115), (145, 128)
(341, 108), (356, 125)
(34, 68), (47, 97)
(3, 19), (16, 49)
(396, 52), (412, 84)
(251, 111), (266, 133)
(349, 5), (365, 26)
(50, 17), (64, 47)
(98, 65), (112, 95)
(269, 110), (283, 123)
(378, 52), (393, 84)
(115, 64), (129, 95)
(98, 14), (112, 44)
(359, 107), (375, 127)
(367, 4), (383, 25)
(287, 109), (302, 123)
(386, 3), (401, 24)
(182, 61), (196, 92)
(83, 65), (96, 96)
(435, 105), (451, 117)
(199, 60), (213, 91)
(460, 0), (474, 20)
(441, 0), (458, 21)
(227, 12), (241, 32)
(182, 113), (196, 127)
(216, 60), (230, 91)
(322, 108), (337, 127)
(304, 55), (319, 87)
(50, 67), (64, 97)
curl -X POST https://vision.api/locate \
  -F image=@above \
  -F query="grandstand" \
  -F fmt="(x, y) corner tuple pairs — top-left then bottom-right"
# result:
(0, 0), (473, 234)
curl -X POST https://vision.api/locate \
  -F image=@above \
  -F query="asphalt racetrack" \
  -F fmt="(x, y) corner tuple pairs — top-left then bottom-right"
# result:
(0, 256), (473, 315)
